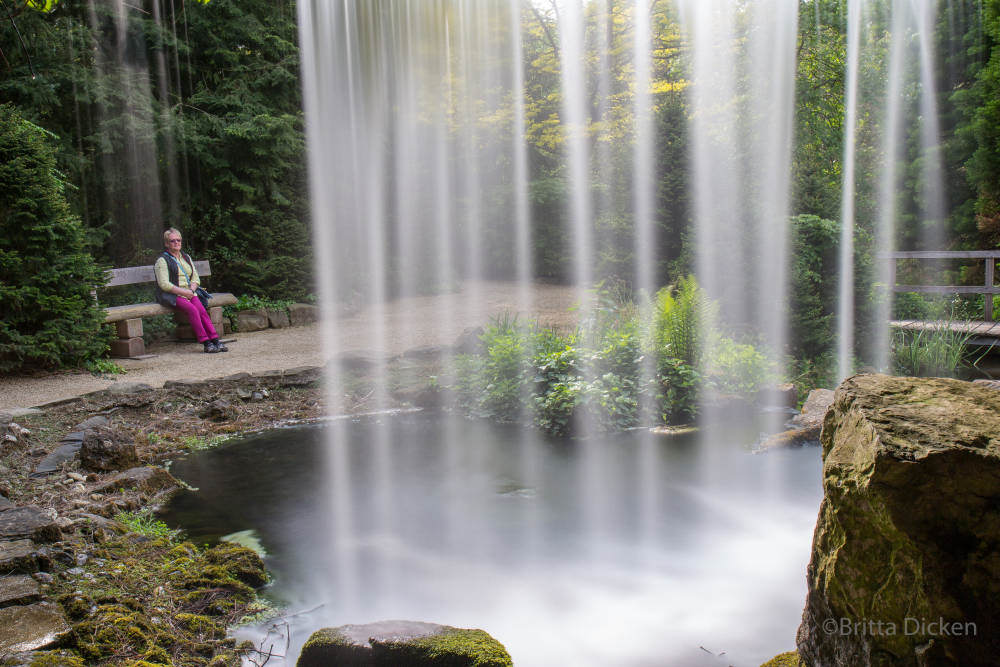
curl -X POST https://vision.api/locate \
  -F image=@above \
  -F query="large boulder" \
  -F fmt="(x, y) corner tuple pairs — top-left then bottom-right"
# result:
(297, 620), (512, 667)
(796, 374), (1000, 666)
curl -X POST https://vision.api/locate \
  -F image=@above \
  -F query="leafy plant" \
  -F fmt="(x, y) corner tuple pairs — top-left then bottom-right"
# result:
(113, 510), (182, 541)
(85, 358), (126, 376)
(707, 337), (776, 394)
(651, 275), (714, 366)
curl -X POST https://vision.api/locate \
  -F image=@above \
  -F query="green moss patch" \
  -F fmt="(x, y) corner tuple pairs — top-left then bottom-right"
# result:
(48, 532), (267, 666)
(759, 651), (804, 667)
(374, 628), (513, 666)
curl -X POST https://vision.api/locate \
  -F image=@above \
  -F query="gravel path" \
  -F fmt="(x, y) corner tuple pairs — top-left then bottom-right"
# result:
(0, 281), (578, 411)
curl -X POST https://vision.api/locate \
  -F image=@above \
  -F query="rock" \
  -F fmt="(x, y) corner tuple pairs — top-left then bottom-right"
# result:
(452, 327), (485, 355)
(0, 508), (61, 543)
(79, 427), (139, 472)
(281, 365), (323, 386)
(250, 392), (265, 402)
(266, 308), (290, 328)
(297, 620), (513, 667)
(288, 303), (319, 326)
(0, 602), (70, 652)
(0, 574), (41, 607)
(236, 388), (253, 401)
(94, 466), (180, 496)
(755, 382), (798, 408)
(330, 352), (386, 373)
(788, 388), (835, 432)
(757, 429), (817, 451)
(198, 399), (235, 421)
(796, 374), (1000, 667)
(972, 378), (1000, 391)
(73, 415), (110, 431)
(104, 382), (154, 395)
(32, 572), (53, 584)
(163, 379), (205, 391)
(66, 472), (86, 483)
(0, 495), (12, 512)
(0, 540), (44, 574)
(237, 310), (269, 332)
(31, 443), (83, 477)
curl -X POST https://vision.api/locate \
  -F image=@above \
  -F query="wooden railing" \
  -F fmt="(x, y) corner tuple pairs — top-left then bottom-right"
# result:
(880, 250), (1000, 321)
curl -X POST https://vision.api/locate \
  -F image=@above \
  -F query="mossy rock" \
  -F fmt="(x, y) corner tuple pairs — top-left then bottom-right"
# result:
(798, 375), (1000, 666)
(297, 621), (512, 667)
(760, 651), (803, 667)
(203, 542), (268, 587)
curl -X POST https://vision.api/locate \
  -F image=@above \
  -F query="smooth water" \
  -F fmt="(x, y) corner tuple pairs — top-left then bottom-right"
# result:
(163, 413), (822, 666)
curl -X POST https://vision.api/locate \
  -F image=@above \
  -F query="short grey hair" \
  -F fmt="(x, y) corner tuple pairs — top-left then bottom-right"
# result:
(163, 227), (182, 245)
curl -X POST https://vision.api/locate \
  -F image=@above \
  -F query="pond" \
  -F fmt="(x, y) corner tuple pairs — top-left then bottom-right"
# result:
(162, 411), (823, 666)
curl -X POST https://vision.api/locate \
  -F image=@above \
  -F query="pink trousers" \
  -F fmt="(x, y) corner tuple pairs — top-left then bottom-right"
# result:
(175, 296), (218, 343)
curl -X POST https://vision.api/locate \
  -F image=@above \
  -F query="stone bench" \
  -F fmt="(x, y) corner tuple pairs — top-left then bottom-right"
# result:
(101, 262), (236, 358)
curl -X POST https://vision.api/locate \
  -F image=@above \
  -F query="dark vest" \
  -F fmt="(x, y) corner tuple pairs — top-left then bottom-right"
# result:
(154, 251), (195, 308)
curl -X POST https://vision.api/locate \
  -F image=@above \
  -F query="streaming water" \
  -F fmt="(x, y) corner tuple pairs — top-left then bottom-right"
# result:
(163, 414), (823, 666)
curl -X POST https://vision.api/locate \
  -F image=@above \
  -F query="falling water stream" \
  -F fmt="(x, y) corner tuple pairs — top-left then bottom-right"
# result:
(159, 0), (964, 664)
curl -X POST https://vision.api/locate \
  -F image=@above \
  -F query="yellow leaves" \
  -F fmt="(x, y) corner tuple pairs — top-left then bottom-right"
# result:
(651, 79), (688, 95)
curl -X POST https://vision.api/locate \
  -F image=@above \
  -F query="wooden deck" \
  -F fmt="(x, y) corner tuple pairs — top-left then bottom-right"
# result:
(890, 319), (1000, 342)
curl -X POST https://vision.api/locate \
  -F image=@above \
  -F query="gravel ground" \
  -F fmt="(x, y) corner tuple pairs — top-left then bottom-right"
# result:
(0, 281), (578, 411)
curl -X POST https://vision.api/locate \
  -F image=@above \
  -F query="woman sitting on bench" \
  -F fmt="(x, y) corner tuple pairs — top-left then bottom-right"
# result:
(154, 228), (228, 354)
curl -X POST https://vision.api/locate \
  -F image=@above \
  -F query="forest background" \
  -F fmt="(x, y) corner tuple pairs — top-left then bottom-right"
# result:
(1, 0), (999, 374)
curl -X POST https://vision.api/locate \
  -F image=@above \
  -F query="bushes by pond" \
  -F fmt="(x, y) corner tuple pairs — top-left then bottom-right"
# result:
(453, 276), (779, 436)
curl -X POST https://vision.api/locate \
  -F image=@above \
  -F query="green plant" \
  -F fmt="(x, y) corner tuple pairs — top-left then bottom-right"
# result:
(0, 104), (110, 373)
(650, 275), (714, 366)
(891, 323), (981, 378)
(113, 510), (182, 541)
(85, 358), (126, 376)
(181, 435), (229, 451)
(653, 356), (701, 424)
(707, 337), (776, 394)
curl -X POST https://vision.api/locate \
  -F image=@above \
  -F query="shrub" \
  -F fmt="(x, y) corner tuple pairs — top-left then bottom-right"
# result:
(707, 337), (776, 394)
(0, 105), (109, 373)
(653, 356), (701, 424)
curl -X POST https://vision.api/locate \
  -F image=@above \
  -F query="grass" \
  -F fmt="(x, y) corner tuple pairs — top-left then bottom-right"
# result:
(113, 510), (183, 541)
(891, 321), (981, 378)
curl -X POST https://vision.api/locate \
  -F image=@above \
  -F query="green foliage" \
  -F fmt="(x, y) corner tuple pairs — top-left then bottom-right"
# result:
(0, 104), (110, 373)
(85, 358), (125, 376)
(891, 323), (980, 378)
(454, 276), (749, 434)
(788, 215), (839, 359)
(707, 337), (776, 394)
(113, 510), (182, 541)
(651, 275), (714, 366)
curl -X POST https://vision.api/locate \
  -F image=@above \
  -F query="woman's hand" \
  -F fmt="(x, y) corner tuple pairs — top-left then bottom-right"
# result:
(176, 287), (196, 300)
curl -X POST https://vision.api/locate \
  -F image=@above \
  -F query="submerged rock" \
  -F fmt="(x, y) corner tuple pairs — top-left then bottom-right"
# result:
(796, 374), (1000, 667)
(297, 620), (513, 667)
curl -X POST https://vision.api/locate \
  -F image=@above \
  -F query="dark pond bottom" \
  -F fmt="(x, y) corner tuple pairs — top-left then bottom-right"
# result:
(163, 411), (822, 666)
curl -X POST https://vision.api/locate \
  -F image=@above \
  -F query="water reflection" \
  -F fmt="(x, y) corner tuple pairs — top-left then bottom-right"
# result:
(164, 413), (821, 666)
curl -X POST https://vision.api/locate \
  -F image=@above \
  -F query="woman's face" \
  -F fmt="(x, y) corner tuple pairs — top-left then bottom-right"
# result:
(166, 234), (182, 252)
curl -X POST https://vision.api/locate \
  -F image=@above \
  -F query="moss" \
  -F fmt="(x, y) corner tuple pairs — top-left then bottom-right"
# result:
(374, 629), (514, 667)
(58, 592), (95, 621)
(203, 541), (269, 587)
(759, 651), (804, 667)
(174, 612), (226, 639)
(27, 653), (86, 667)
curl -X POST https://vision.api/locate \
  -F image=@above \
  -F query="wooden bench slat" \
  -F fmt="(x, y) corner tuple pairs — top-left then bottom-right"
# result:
(106, 261), (212, 288)
(103, 292), (238, 323)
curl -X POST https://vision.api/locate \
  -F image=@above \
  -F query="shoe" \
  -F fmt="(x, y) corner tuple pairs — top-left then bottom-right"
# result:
(212, 338), (229, 352)
(203, 341), (220, 353)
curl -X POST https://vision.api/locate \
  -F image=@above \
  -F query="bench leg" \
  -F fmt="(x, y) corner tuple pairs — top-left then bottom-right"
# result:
(110, 318), (146, 358)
